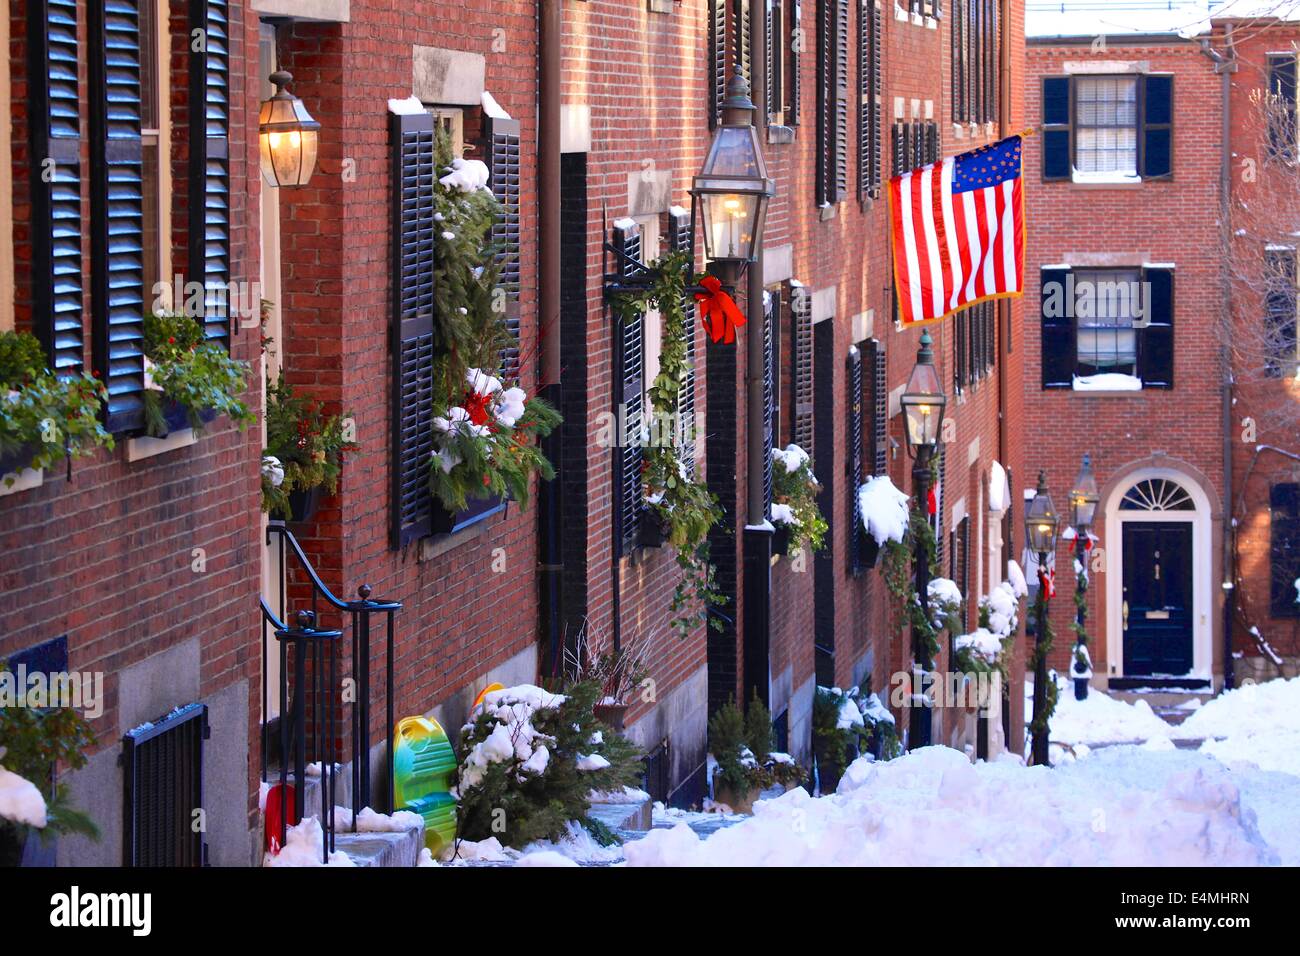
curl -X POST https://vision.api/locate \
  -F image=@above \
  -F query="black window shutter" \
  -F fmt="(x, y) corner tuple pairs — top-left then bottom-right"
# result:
(1265, 250), (1297, 378)
(867, 0), (882, 197)
(858, 0), (868, 201)
(738, 0), (752, 87)
(1042, 76), (1072, 181)
(834, 0), (850, 201)
(667, 208), (698, 477)
(1269, 55), (1298, 161)
(790, 283), (814, 455)
(789, 0), (802, 125)
(911, 118), (924, 170)
(952, 0), (964, 122)
(1041, 266), (1074, 388)
(925, 120), (939, 164)
(189, 0), (231, 350)
(847, 343), (864, 573)
(614, 221), (645, 555)
(817, 0), (834, 203)
(767, 0), (781, 123)
(27, 0), (86, 377)
(711, 0), (728, 129)
(1270, 483), (1300, 617)
(390, 112), (437, 548)
(867, 338), (887, 476)
(891, 120), (905, 176)
(933, 447), (945, 567)
(1139, 267), (1174, 389)
(955, 308), (968, 390)
(1141, 74), (1173, 179)
(484, 115), (522, 381)
(88, 0), (147, 434)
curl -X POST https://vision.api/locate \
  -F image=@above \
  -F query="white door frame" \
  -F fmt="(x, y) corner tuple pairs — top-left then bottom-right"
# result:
(1104, 467), (1213, 681)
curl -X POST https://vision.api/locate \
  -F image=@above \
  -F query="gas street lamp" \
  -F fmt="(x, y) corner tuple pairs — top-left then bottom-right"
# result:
(1025, 470), (1059, 766)
(1069, 454), (1099, 701)
(259, 71), (321, 188)
(902, 331), (947, 751)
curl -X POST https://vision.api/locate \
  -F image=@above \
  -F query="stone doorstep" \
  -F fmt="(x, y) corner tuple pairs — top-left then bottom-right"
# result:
(332, 826), (425, 868)
(587, 795), (652, 833)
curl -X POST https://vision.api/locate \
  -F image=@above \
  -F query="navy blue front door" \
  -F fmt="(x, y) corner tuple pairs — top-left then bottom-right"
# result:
(1122, 521), (1194, 676)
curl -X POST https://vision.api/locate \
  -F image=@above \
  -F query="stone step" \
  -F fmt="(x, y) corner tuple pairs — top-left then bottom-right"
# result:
(332, 825), (425, 868)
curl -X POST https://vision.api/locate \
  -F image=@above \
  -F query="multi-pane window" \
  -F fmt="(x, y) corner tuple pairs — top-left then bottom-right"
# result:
(1265, 248), (1298, 378)
(1270, 483), (1300, 618)
(1075, 77), (1138, 175)
(1267, 54), (1297, 163)
(1042, 74), (1172, 181)
(140, 0), (167, 308)
(1075, 267), (1141, 375)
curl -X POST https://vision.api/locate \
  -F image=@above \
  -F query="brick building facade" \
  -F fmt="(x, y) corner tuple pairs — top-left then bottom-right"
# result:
(1023, 7), (1300, 694)
(2, 0), (1028, 866)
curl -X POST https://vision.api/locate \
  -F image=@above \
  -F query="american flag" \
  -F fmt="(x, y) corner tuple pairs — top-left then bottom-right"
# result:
(889, 134), (1026, 328)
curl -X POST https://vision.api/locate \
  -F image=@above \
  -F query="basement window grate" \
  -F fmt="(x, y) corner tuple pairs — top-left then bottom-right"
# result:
(122, 702), (209, 867)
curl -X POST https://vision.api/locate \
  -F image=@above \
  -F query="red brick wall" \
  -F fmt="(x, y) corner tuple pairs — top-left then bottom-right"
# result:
(2, 0), (264, 820)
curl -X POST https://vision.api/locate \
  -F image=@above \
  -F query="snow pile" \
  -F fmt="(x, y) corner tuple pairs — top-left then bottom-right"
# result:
(1006, 560), (1029, 598)
(458, 684), (566, 789)
(623, 746), (1277, 866)
(448, 820), (623, 865)
(0, 766), (46, 828)
(770, 502), (796, 525)
(981, 581), (1021, 638)
(857, 475), (910, 545)
(439, 157), (491, 194)
(1179, 677), (1300, 778)
(331, 805), (425, 833)
(772, 443), (811, 474)
(955, 627), (1002, 665)
(263, 817), (356, 867)
(1035, 678), (1173, 747)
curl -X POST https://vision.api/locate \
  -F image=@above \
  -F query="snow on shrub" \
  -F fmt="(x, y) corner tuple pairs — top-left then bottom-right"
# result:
(455, 681), (643, 848)
(857, 475), (910, 546)
(0, 766), (47, 828)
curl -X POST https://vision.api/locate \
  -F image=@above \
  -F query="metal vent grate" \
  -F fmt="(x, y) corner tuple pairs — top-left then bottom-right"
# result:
(123, 702), (208, 867)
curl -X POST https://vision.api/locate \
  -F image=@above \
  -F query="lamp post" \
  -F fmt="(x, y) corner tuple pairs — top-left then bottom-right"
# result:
(690, 73), (775, 290)
(1069, 454), (1099, 702)
(258, 71), (321, 187)
(1025, 471), (1059, 766)
(901, 331), (947, 750)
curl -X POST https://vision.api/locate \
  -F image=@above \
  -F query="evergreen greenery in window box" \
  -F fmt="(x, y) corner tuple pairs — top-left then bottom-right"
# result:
(261, 374), (358, 520)
(0, 664), (100, 866)
(0, 331), (114, 486)
(770, 443), (828, 555)
(140, 311), (254, 438)
(708, 694), (804, 813)
(423, 129), (561, 517)
(611, 249), (725, 638)
(811, 685), (900, 794)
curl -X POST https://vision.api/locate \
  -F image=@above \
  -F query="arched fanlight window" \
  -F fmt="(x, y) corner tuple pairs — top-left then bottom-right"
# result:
(1119, 478), (1194, 511)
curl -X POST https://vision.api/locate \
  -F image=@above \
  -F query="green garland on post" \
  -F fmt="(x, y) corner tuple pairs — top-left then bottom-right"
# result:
(1028, 586), (1058, 738)
(610, 249), (724, 638)
(881, 500), (942, 661)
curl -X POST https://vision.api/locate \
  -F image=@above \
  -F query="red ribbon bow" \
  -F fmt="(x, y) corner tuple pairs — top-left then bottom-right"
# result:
(694, 275), (747, 345)
(1039, 567), (1056, 600)
(927, 487), (938, 516)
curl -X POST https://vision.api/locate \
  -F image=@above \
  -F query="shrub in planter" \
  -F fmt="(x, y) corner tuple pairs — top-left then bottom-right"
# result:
(454, 681), (642, 849)
(770, 443), (827, 555)
(0, 667), (99, 866)
(0, 331), (113, 484)
(812, 685), (900, 793)
(140, 311), (254, 438)
(708, 694), (803, 812)
(261, 374), (358, 520)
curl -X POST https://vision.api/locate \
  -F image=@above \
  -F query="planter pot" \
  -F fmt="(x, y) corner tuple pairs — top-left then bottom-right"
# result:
(286, 486), (323, 525)
(855, 533), (882, 570)
(771, 524), (791, 557)
(431, 494), (506, 536)
(150, 400), (217, 439)
(713, 781), (764, 815)
(639, 515), (671, 549)
(593, 701), (629, 732)
(0, 443), (38, 480)
(0, 826), (25, 868)
(812, 736), (857, 794)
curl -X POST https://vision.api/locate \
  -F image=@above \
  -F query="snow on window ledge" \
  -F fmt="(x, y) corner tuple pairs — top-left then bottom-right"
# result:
(126, 427), (197, 462)
(1072, 373), (1143, 393)
(1071, 168), (1142, 186)
(0, 467), (43, 497)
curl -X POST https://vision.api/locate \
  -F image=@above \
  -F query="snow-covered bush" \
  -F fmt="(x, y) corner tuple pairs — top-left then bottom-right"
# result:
(771, 443), (828, 551)
(953, 579), (1023, 676)
(455, 681), (642, 848)
(812, 685), (900, 790)
(925, 576), (964, 632)
(708, 695), (803, 798)
(857, 474), (910, 546)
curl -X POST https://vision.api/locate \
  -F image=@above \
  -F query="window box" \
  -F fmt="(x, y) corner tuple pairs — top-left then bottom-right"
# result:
(772, 524), (791, 557)
(430, 495), (505, 537)
(0, 443), (43, 496)
(286, 486), (324, 525)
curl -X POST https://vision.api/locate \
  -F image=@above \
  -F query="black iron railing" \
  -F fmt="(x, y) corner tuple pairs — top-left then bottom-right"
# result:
(259, 521), (402, 863)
